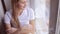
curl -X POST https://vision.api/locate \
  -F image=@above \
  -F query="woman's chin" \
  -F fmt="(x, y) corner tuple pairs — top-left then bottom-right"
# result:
(17, 7), (24, 9)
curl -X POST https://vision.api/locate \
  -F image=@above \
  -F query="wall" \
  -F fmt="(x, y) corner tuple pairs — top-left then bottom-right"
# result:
(0, 0), (5, 34)
(0, 0), (4, 25)
(4, 0), (11, 10)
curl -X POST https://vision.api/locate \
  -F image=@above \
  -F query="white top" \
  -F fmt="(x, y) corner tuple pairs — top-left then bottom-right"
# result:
(4, 7), (35, 26)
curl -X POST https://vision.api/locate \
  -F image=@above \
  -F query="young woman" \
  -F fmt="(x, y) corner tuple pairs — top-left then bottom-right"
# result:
(4, 0), (35, 34)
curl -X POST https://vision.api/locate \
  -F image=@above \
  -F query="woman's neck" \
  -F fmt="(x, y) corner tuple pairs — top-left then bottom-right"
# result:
(17, 8), (23, 16)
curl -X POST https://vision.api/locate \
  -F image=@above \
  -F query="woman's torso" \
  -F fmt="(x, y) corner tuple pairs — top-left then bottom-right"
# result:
(6, 7), (30, 26)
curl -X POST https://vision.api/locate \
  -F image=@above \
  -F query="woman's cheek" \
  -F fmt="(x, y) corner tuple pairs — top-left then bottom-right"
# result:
(20, 4), (25, 7)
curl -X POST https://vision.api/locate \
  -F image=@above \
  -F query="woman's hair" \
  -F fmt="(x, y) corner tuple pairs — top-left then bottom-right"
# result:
(11, 0), (20, 28)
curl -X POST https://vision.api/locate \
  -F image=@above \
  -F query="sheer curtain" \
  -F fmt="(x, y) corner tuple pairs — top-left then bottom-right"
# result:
(34, 0), (49, 34)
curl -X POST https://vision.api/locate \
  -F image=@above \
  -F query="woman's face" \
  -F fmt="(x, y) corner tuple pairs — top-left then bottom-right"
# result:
(16, 0), (27, 9)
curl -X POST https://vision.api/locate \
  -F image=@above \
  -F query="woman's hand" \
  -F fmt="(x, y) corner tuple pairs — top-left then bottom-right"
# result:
(9, 25), (32, 34)
(6, 24), (33, 34)
(20, 24), (33, 33)
(7, 27), (18, 34)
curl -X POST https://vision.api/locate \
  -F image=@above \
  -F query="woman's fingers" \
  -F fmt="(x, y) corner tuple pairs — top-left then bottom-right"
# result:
(11, 27), (18, 32)
(7, 27), (18, 34)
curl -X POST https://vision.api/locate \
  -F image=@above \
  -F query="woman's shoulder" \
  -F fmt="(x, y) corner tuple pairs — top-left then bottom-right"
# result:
(5, 9), (12, 15)
(5, 9), (12, 18)
(4, 9), (12, 24)
(27, 7), (35, 20)
(27, 7), (34, 11)
(27, 7), (34, 13)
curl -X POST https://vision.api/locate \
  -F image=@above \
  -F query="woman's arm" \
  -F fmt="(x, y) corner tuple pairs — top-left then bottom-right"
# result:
(5, 24), (11, 30)
(29, 20), (36, 34)
(4, 13), (17, 34)
(5, 23), (18, 34)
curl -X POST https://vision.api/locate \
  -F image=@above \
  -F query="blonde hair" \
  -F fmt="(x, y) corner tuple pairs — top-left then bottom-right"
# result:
(11, 0), (20, 28)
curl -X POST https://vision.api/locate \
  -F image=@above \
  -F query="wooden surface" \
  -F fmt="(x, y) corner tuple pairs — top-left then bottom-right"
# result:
(49, 0), (59, 34)
(55, 0), (60, 34)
